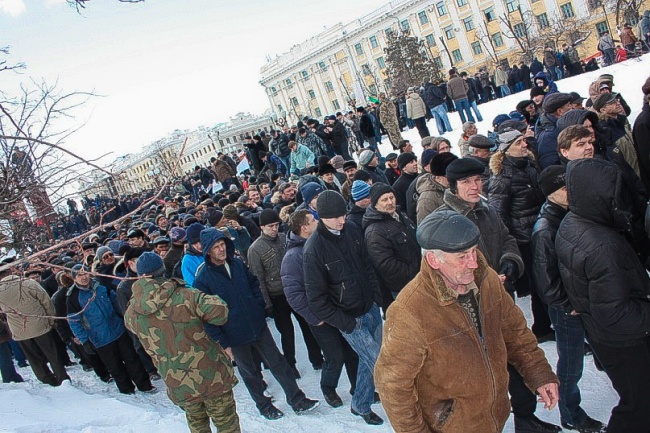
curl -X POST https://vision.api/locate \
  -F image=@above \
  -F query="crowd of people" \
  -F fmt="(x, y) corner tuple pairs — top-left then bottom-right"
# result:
(1, 52), (650, 433)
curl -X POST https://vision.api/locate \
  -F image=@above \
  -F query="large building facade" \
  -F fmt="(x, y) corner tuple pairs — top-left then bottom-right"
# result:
(259, 0), (620, 123)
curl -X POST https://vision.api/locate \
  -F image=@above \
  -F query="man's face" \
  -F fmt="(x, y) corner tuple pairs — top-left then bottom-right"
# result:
(386, 159), (398, 169)
(402, 159), (418, 174)
(261, 222), (280, 238)
(582, 119), (595, 139)
(375, 192), (397, 214)
(456, 175), (483, 204)
(129, 236), (145, 247)
(158, 217), (168, 227)
(74, 270), (91, 287)
(369, 156), (379, 167)
(548, 186), (569, 208)
(302, 214), (318, 237)
(344, 167), (357, 180)
(355, 197), (371, 209)
(321, 216), (346, 231)
(155, 243), (169, 258)
(127, 258), (138, 274)
(561, 137), (594, 160)
(281, 186), (296, 201)
(438, 141), (451, 153)
(209, 239), (227, 265)
(506, 136), (528, 158)
(525, 104), (536, 116)
(532, 95), (544, 105)
(600, 99), (622, 117)
(248, 191), (260, 204)
(402, 142), (412, 153)
(101, 251), (115, 265)
(83, 247), (95, 257)
(473, 148), (491, 159)
(321, 172), (334, 183)
(260, 184), (270, 197)
(428, 246), (479, 291)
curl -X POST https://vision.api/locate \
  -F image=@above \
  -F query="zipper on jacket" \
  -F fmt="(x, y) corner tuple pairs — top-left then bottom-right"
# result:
(340, 282), (345, 303)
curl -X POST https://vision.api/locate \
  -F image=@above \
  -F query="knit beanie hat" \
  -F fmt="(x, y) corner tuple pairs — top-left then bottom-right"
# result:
(259, 209), (282, 226)
(106, 240), (124, 255)
(353, 170), (372, 183)
(169, 227), (187, 243)
(370, 183), (394, 208)
(136, 251), (165, 277)
(351, 180), (371, 202)
(530, 86), (546, 98)
(538, 165), (566, 197)
(186, 222), (205, 245)
(430, 152), (459, 176)
(301, 182), (324, 207)
(416, 210), (480, 252)
(497, 128), (523, 152)
(316, 190), (347, 218)
(71, 264), (88, 279)
(96, 246), (112, 261)
(420, 149), (437, 169)
(358, 149), (374, 166)
(205, 208), (224, 227)
(222, 204), (239, 220)
(330, 155), (345, 169)
(397, 152), (417, 169)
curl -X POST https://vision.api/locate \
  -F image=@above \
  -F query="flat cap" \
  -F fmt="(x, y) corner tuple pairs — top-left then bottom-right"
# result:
(417, 210), (481, 252)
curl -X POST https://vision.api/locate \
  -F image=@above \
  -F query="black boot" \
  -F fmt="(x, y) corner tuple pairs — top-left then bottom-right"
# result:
(514, 415), (561, 433)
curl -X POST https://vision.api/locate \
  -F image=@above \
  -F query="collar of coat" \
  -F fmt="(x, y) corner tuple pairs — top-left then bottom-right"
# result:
(418, 250), (490, 307)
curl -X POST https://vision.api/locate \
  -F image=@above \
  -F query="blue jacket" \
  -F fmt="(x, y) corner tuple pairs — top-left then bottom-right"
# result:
(280, 231), (321, 326)
(181, 247), (204, 287)
(67, 281), (125, 348)
(193, 228), (267, 348)
(536, 112), (560, 169)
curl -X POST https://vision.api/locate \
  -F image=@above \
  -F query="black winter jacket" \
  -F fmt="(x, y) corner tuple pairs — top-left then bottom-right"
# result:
(281, 232), (320, 326)
(633, 103), (650, 191)
(488, 154), (544, 244)
(422, 82), (445, 107)
(362, 206), (420, 295)
(556, 158), (650, 347)
(304, 221), (382, 333)
(531, 201), (571, 309)
(392, 172), (418, 210)
(346, 203), (366, 229)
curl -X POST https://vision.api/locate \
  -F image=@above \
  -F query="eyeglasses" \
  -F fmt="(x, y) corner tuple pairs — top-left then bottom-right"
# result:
(102, 253), (114, 259)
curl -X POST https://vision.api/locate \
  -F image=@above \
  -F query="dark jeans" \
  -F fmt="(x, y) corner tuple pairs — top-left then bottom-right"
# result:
(413, 117), (430, 139)
(126, 329), (158, 375)
(9, 339), (26, 365)
(230, 325), (305, 412)
(341, 304), (382, 415)
(548, 305), (588, 425)
(19, 330), (70, 386)
(95, 332), (152, 394)
(333, 144), (352, 161)
(270, 294), (323, 369)
(310, 323), (358, 394)
(508, 363), (537, 417)
(589, 337), (650, 432)
(517, 243), (553, 336)
(0, 341), (23, 383)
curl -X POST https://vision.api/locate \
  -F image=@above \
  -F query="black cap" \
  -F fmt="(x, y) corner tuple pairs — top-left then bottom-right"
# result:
(429, 153), (458, 176)
(370, 183), (394, 208)
(538, 165), (566, 197)
(385, 153), (398, 161)
(316, 191), (347, 219)
(445, 158), (486, 182)
(542, 92), (572, 113)
(416, 210), (481, 252)
(467, 134), (495, 150)
(397, 152), (417, 169)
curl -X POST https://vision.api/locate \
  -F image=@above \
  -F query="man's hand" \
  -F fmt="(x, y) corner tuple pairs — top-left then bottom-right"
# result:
(224, 347), (234, 361)
(536, 383), (559, 410)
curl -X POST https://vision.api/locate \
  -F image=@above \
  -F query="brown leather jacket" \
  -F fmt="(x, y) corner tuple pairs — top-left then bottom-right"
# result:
(375, 252), (557, 433)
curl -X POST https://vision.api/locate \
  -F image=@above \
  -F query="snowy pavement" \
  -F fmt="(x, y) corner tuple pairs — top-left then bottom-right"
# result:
(1, 54), (648, 432)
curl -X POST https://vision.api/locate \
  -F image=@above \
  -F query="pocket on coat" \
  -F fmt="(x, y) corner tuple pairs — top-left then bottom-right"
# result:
(432, 398), (456, 429)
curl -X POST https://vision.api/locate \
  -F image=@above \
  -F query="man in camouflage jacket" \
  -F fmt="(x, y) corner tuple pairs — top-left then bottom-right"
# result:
(124, 252), (240, 433)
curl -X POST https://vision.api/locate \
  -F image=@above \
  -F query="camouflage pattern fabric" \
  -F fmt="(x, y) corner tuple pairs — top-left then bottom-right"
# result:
(181, 389), (241, 433)
(379, 96), (404, 148)
(124, 276), (238, 405)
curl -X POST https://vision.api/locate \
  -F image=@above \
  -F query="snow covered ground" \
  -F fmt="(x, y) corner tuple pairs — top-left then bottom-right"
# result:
(1, 54), (648, 432)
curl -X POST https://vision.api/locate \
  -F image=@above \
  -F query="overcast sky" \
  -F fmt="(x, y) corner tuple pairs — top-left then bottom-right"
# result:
(1, 0), (382, 161)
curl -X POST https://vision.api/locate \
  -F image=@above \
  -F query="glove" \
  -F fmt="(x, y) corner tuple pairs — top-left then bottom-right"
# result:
(82, 340), (96, 356)
(499, 260), (518, 283)
(265, 307), (275, 318)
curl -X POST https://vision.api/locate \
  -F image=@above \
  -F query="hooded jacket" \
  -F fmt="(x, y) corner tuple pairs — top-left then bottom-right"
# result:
(415, 174), (447, 225)
(536, 112), (561, 169)
(193, 228), (266, 348)
(0, 275), (55, 341)
(304, 220), (382, 333)
(281, 231), (321, 326)
(375, 251), (558, 433)
(406, 92), (427, 120)
(124, 276), (237, 405)
(181, 245), (204, 288)
(532, 72), (558, 95)
(556, 158), (650, 346)
(489, 154), (544, 244)
(362, 206), (420, 296)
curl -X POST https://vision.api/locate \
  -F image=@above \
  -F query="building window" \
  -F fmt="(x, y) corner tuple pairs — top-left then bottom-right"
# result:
(301, 70), (309, 79)
(315, 107), (322, 117)
(318, 61), (327, 70)
(377, 56), (386, 68)
(400, 19), (410, 32)
(452, 49), (463, 62)
(560, 3), (575, 18)
(457, 0), (467, 6)
(332, 99), (340, 110)
(385, 27), (394, 37)
(444, 26), (455, 40)
(308, 89), (316, 99)
(513, 23), (526, 38)
(270, 86), (277, 96)
(595, 20), (609, 36)
(485, 7), (496, 22)
(325, 81), (334, 92)
(370, 35), (378, 48)
(463, 17), (474, 31)
(291, 97), (299, 106)
(537, 13), (550, 28)
(436, 1), (447, 16)
(492, 32), (504, 47)
(471, 41), (483, 55)
(354, 43), (364, 55)
(285, 78), (292, 86)
(418, 11), (429, 25)
(425, 33), (436, 47)
(369, 84), (377, 95)
(362, 63), (371, 75)
(506, 0), (518, 13)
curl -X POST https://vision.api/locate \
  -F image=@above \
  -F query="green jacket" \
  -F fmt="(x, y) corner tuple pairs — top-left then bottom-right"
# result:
(124, 277), (237, 405)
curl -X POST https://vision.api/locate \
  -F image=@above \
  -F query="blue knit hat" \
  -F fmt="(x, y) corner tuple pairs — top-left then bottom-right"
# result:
(136, 251), (165, 277)
(351, 180), (371, 202)
(301, 182), (324, 207)
(71, 264), (87, 279)
(186, 222), (205, 245)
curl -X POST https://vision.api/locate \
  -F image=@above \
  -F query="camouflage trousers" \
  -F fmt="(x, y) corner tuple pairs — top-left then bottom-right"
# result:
(181, 390), (241, 433)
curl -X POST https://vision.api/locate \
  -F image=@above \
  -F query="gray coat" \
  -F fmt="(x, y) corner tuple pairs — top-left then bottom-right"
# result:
(247, 232), (287, 308)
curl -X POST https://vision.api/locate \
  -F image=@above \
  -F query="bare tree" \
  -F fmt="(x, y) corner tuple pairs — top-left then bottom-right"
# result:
(499, 10), (545, 63)
(540, 13), (592, 50)
(475, 21), (501, 68)
(67, 0), (144, 13)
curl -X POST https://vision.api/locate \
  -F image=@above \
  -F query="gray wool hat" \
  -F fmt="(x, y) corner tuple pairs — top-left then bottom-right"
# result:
(497, 128), (523, 152)
(467, 134), (495, 150)
(96, 246), (113, 261)
(417, 210), (481, 252)
(358, 149), (375, 166)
